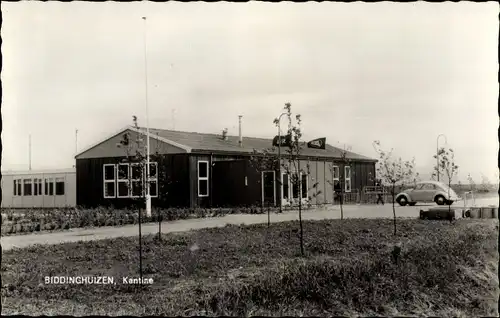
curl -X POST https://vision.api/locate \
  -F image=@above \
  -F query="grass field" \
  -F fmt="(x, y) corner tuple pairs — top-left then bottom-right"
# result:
(1, 218), (498, 316)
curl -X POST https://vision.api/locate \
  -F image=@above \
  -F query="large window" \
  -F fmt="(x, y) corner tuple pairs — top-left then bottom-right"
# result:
(147, 162), (158, 198)
(117, 163), (130, 198)
(344, 166), (351, 193)
(103, 164), (116, 198)
(103, 162), (158, 199)
(198, 161), (209, 197)
(13, 180), (18, 196)
(332, 165), (340, 182)
(292, 173), (300, 199)
(23, 179), (32, 196)
(34, 178), (43, 196)
(282, 173), (290, 200)
(55, 177), (65, 195)
(45, 178), (54, 196)
(130, 163), (143, 198)
(301, 173), (308, 199)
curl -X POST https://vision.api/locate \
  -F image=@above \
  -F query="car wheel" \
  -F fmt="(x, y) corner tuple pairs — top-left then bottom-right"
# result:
(409, 202), (416, 206)
(435, 195), (446, 205)
(397, 196), (408, 206)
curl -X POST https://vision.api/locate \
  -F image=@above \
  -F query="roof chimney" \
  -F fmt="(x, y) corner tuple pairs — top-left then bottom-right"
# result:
(222, 128), (228, 141)
(238, 115), (243, 147)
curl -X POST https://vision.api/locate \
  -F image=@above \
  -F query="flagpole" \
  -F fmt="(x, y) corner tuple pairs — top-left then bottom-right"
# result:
(142, 16), (152, 218)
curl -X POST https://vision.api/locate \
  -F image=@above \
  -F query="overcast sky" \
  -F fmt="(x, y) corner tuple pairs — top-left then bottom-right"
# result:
(2, 2), (498, 183)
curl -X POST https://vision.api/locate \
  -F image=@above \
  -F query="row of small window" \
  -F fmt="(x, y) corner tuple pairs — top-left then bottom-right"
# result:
(282, 172), (310, 200)
(281, 166), (351, 198)
(103, 163), (158, 199)
(13, 178), (65, 196)
(331, 166), (352, 192)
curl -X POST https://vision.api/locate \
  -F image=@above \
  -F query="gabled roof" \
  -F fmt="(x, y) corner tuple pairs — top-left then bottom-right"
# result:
(75, 125), (377, 162)
(142, 127), (377, 162)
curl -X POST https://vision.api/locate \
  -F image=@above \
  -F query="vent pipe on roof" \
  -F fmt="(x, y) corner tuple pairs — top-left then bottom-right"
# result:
(222, 128), (228, 141)
(238, 115), (243, 147)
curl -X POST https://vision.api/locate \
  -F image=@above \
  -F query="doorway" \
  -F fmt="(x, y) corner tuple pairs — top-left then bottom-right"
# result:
(261, 171), (276, 207)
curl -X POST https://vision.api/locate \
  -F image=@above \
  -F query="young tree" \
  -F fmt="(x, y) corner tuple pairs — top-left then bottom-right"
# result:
(467, 173), (476, 192)
(437, 147), (459, 212)
(479, 173), (491, 193)
(118, 115), (148, 288)
(432, 147), (447, 182)
(372, 140), (415, 235)
(279, 102), (311, 256)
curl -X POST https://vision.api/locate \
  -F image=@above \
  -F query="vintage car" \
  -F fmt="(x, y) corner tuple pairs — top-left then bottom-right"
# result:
(396, 181), (460, 206)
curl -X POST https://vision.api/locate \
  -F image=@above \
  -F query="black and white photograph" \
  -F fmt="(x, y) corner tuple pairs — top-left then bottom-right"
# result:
(1, 1), (499, 316)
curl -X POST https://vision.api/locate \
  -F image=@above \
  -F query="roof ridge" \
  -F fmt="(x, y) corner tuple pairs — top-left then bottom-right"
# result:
(141, 126), (272, 140)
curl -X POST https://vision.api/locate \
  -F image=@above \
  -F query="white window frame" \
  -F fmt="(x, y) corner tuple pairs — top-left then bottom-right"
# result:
(33, 178), (40, 196)
(23, 178), (33, 196)
(38, 178), (43, 196)
(45, 178), (54, 196)
(145, 162), (158, 198)
(332, 165), (340, 182)
(344, 165), (352, 193)
(291, 172), (300, 200)
(261, 170), (276, 206)
(130, 163), (143, 198)
(197, 160), (210, 198)
(198, 160), (209, 197)
(281, 172), (290, 202)
(55, 177), (65, 196)
(117, 163), (130, 198)
(301, 173), (309, 199)
(103, 164), (116, 198)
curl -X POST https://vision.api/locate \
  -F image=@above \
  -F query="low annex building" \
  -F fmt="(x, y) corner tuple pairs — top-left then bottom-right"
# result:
(74, 125), (377, 209)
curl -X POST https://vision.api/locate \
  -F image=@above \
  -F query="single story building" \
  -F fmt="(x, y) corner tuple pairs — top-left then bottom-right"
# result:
(74, 125), (378, 209)
(1, 168), (76, 208)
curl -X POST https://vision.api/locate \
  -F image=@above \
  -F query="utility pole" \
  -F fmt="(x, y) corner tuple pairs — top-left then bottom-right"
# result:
(142, 16), (152, 219)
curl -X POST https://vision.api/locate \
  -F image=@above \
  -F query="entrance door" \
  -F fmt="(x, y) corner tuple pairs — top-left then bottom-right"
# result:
(262, 171), (276, 206)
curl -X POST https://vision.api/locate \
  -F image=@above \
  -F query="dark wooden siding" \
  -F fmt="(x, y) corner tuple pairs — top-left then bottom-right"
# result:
(76, 154), (189, 208)
(189, 153), (280, 208)
(77, 151), (376, 209)
(211, 160), (262, 207)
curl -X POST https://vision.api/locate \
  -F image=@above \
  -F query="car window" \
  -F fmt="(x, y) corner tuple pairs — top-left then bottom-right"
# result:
(415, 184), (425, 190)
(422, 184), (436, 190)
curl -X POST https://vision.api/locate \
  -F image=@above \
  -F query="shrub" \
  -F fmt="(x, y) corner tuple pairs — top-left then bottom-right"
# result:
(5, 225), (13, 235)
(34, 223), (41, 232)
